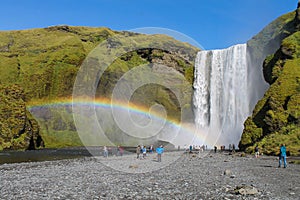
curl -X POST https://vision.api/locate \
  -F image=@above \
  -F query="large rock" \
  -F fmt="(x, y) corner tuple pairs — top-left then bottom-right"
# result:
(234, 185), (259, 195)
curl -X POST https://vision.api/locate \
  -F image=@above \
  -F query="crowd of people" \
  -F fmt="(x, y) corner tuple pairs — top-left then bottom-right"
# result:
(100, 143), (288, 168)
(136, 145), (164, 162)
(101, 144), (164, 162)
(102, 145), (124, 157)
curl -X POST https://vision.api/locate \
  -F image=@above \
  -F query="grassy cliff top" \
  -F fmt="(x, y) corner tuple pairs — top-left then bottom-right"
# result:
(0, 25), (199, 101)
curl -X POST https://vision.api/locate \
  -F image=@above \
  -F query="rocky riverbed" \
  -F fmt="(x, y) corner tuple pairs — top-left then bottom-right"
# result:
(0, 151), (299, 199)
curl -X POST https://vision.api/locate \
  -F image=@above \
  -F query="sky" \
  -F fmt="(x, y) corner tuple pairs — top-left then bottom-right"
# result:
(0, 0), (297, 50)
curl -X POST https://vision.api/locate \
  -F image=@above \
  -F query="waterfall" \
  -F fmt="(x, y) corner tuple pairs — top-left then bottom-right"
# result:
(193, 44), (249, 147)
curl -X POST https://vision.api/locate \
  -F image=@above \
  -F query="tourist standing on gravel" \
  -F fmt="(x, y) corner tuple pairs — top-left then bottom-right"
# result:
(189, 145), (193, 153)
(136, 145), (141, 159)
(255, 146), (259, 158)
(118, 146), (124, 156)
(232, 144), (235, 153)
(278, 144), (287, 168)
(156, 145), (164, 162)
(149, 145), (153, 153)
(103, 146), (108, 158)
(142, 146), (147, 159)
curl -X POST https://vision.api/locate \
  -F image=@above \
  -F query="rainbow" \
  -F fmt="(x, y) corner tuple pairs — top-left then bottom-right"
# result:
(27, 97), (214, 147)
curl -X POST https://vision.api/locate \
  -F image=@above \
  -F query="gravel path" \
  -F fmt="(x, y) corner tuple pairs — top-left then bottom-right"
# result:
(0, 151), (299, 199)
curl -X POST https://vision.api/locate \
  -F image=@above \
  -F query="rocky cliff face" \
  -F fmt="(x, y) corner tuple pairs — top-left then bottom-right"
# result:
(0, 85), (43, 150)
(0, 26), (199, 149)
(239, 5), (300, 156)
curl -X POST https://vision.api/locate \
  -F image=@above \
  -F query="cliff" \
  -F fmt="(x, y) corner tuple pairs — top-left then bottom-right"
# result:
(0, 85), (43, 150)
(0, 26), (199, 149)
(239, 5), (300, 156)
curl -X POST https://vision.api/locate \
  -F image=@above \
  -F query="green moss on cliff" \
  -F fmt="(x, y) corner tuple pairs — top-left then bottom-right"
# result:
(0, 85), (43, 150)
(240, 32), (300, 156)
(0, 26), (116, 100)
(247, 10), (296, 60)
(0, 26), (199, 149)
(240, 5), (300, 156)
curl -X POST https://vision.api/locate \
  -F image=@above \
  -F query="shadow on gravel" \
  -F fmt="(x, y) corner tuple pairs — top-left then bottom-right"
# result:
(259, 165), (274, 168)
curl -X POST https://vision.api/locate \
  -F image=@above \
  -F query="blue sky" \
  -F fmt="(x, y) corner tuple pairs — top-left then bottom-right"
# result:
(0, 0), (297, 49)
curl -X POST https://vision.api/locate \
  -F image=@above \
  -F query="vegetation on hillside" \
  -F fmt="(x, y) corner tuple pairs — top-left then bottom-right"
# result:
(0, 26), (199, 149)
(239, 19), (300, 156)
(0, 85), (43, 150)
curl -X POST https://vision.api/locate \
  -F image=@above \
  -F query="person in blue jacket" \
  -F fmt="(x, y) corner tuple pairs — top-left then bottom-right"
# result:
(156, 145), (164, 162)
(278, 144), (287, 168)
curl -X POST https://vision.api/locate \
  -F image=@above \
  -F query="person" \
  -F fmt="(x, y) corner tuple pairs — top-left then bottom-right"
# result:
(136, 145), (141, 159)
(232, 144), (235, 153)
(149, 145), (153, 153)
(116, 146), (120, 156)
(156, 145), (164, 162)
(214, 146), (217, 153)
(278, 144), (287, 168)
(118, 146), (124, 156)
(142, 146), (147, 159)
(103, 146), (108, 158)
(189, 145), (193, 153)
(184, 144), (187, 152)
(108, 147), (112, 156)
(255, 145), (259, 158)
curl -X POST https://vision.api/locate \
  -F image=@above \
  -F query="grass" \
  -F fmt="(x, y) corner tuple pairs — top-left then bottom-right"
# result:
(0, 25), (199, 149)
(240, 30), (300, 156)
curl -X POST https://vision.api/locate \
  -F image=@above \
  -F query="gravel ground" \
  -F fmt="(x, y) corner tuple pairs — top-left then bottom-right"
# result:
(0, 151), (299, 200)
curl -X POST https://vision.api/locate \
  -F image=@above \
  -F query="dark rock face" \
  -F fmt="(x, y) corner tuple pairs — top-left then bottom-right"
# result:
(0, 85), (43, 150)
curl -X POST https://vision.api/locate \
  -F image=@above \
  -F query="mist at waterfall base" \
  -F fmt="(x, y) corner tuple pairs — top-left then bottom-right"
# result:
(76, 42), (256, 149)
(71, 101), (205, 149)
(193, 43), (267, 148)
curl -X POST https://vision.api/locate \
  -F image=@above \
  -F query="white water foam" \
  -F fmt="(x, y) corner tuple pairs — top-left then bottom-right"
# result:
(193, 44), (250, 147)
